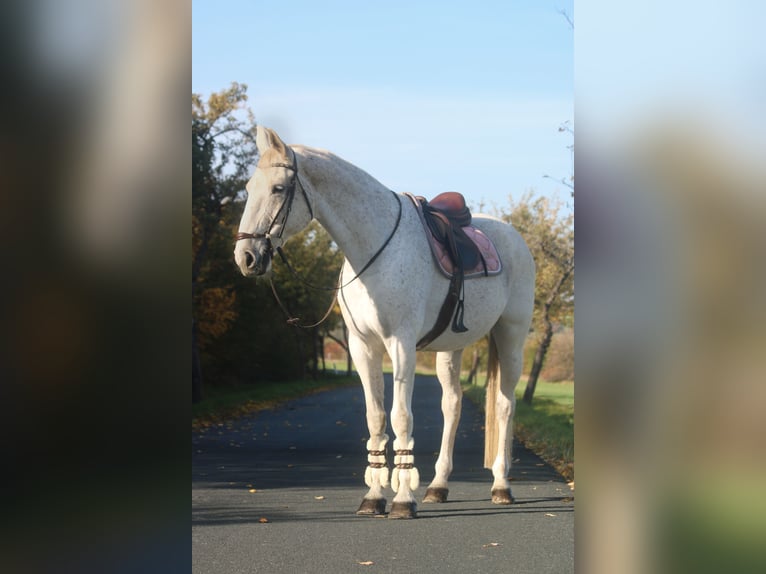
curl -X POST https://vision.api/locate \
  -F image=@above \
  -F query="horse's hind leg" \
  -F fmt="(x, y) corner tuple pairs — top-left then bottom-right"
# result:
(487, 319), (528, 504)
(423, 349), (464, 504)
(349, 334), (389, 516)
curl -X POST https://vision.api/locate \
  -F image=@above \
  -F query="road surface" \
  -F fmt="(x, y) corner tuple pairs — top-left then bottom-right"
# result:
(192, 374), (574, 573)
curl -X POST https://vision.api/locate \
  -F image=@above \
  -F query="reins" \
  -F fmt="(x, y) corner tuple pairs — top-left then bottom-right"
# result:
(271, 190), (402, 328)
(236, 147), (403, 329)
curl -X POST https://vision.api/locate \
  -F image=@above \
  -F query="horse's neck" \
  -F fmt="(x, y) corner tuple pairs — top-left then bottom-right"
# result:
(296, 147), (400, 269)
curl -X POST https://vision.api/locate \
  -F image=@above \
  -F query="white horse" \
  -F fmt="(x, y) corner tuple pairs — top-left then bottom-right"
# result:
(234, 127), (535, 519)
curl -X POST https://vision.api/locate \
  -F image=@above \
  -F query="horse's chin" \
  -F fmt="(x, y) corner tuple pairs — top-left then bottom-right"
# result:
(240, 258), (272, 278)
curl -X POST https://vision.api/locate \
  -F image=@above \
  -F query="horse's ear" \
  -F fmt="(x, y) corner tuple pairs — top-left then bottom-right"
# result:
(255, 126), (287, 156)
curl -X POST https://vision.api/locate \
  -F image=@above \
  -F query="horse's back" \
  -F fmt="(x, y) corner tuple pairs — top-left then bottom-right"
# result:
(471, 213), (536, 316)
(471, 214), (534, 274)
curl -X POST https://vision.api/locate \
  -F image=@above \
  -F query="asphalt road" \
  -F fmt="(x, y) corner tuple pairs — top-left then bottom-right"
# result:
(192, 374), (574, 573)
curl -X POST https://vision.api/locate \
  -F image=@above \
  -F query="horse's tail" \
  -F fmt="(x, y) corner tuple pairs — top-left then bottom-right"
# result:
(484, 333), (500, 469)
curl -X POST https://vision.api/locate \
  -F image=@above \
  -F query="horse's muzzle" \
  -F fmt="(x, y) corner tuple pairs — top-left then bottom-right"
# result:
(234, 238), (272, 277)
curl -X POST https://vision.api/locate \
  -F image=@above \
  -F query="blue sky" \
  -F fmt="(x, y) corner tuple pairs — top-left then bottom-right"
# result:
(577, 1), (766, 150)
(193, 1), (574, 212)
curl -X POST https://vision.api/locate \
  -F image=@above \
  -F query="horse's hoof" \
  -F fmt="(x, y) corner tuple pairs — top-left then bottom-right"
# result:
(491, 488), (515, 505)
(423, 487), (449, 503)
(356, 498), (386, 516)
(388, 501), (418, 519)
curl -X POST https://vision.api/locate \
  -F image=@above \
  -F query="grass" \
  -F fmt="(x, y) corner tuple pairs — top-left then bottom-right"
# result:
(192, 374), (357, 430)
(462, 378), (574, 481)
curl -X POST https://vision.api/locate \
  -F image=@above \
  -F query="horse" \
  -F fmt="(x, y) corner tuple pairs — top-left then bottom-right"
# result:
(234, 126), (535, 519)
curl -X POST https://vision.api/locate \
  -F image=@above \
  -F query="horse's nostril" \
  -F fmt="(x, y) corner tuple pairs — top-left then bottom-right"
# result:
(244, 251), (254, 268)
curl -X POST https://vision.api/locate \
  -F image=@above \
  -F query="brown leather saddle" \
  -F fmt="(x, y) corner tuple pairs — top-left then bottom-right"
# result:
(406, 192), (490, 349)
(416, 192), (486, 273)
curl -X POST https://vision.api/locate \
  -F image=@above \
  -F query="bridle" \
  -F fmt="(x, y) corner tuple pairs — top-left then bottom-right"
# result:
(235, 146), (402, 328)
(234, 149), (313, 247)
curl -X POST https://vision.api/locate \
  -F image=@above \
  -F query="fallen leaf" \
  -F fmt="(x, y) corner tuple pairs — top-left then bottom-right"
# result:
(258, 517), (269, 523)
(482, 542), (501, 548)
(568, 481), (575, 490)
(314, 496), (325, 500)
(248, 489), (257, 493)
(545, 513), (557, 517)
(357, 560), (374, 566)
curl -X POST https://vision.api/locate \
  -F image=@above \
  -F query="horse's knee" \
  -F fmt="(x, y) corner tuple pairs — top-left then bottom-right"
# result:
(390, 406), (412, 437)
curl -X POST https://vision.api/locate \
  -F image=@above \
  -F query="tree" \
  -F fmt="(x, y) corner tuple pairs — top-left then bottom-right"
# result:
(264, 221), (345, 378)
(503, 193), (574, 403)
(192, 83), (257, 402)
(544, 121), (574, 200)
(192, 85), (348, 387)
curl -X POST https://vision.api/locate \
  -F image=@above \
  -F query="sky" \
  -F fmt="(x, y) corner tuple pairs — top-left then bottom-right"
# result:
(576, 1), (766, 153)
(192, 0), (574, 212)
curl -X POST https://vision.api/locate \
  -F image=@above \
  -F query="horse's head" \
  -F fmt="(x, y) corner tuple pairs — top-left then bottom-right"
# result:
(234, 127), (313, 277)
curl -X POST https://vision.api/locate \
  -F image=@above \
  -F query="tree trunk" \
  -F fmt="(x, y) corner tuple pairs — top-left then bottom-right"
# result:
(523, 318), (553, 404)
(466, 347), (480, 385)
(292, 332), (305, 379)
(191, 230), (209, 405)
(343, 322), (352, 376)
(312, 329), (320, 379)
(325, 323), (352, 376)
(319, 334), (326, 374)
(523, 263), (573, 404)
(192, 317), (203, 403)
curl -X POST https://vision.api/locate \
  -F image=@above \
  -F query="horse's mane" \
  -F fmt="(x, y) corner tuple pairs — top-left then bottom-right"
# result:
(294, 145), (389, 194)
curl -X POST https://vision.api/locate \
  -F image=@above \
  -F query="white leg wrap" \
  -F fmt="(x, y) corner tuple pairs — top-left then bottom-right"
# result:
(364, 434), (389, 488)
(391, 467), (420, 492)
(391, 438), (419, 492)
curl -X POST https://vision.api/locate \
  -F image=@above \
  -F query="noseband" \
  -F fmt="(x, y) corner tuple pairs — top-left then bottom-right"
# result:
(234, 149), (313, 246)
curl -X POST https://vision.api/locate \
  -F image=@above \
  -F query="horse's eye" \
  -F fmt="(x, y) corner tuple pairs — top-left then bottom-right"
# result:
(272, 185), (285, 194)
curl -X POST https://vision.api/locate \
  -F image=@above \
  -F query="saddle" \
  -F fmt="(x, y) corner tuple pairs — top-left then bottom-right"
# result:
(418, 192), (483, 272)
(406, 192), (502, 350)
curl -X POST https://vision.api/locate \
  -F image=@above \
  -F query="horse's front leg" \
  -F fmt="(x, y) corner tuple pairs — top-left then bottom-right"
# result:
(349, 334), (389, 516)
(387, 338), (420, 519)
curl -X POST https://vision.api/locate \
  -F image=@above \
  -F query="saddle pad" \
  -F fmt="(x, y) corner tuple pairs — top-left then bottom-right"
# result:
(407, 194), (502, 279)
(430, 225), (502, 278)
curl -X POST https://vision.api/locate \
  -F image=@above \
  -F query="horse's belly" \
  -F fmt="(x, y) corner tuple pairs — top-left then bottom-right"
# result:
(418, 275), (509, 352)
